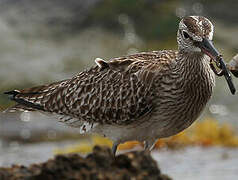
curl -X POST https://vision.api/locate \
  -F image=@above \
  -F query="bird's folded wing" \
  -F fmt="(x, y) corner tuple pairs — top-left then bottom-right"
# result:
(4, 50), (177, 126)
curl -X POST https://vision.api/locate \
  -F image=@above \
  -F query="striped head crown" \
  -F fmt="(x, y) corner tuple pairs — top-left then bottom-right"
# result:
(177, 16), (214, 53)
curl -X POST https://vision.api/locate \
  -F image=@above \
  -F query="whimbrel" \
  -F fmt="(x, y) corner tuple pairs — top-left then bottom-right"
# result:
(3, 16), (234, 155)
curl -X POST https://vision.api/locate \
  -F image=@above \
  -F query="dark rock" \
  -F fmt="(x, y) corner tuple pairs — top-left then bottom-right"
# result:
(0, 146), (172, 180)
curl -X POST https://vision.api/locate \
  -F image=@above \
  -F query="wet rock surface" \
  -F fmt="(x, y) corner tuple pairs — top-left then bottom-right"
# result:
(0, 146), (171, 180)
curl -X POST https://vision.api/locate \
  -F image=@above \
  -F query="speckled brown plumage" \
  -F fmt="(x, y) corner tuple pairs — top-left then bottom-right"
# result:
(4, 16), (218, 154)
(6, 51), (178, 125)
(183, 16), (212, 37)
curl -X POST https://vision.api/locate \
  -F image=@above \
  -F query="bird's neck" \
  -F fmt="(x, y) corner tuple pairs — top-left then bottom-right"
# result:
(175, 51), (215, 98)
(177, 51), (213, 77)
(165, 51), (215, 131)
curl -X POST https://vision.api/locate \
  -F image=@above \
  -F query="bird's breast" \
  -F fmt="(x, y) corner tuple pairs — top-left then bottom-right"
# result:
(150, 58), (215, 137)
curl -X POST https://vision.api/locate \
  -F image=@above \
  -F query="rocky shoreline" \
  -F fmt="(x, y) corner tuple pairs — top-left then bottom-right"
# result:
(0, 146), (171, 180)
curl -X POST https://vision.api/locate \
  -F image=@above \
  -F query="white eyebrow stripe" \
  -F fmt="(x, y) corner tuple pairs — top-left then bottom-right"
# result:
(190, 16), (199, 23)
(198, 21), (203, 26)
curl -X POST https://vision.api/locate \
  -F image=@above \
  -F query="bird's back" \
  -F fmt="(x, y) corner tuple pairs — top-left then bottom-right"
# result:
(5, 50), (178, 130)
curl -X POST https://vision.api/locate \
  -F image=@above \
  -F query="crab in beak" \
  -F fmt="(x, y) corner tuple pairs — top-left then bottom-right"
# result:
(195, 38), (236, 95)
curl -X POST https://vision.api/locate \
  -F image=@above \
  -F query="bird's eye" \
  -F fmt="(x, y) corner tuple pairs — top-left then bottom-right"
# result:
(183, 31), (190, 39)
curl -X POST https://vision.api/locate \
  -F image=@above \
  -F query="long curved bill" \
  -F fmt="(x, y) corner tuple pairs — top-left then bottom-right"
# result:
(196, 38), (236, 95)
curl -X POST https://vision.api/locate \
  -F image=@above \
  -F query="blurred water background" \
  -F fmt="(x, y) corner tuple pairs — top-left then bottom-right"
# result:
(0, 0), (238, 179)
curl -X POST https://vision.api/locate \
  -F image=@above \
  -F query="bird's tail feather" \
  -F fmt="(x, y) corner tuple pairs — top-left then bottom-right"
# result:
(3, 103), (37, 113)
(3, 79), (68, 113)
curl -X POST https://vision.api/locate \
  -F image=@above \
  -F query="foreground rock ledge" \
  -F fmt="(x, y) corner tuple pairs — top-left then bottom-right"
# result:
(0, 146), (172, 180)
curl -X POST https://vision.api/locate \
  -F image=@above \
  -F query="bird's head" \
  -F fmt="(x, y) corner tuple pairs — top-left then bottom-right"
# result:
(177, 16), (220, 61)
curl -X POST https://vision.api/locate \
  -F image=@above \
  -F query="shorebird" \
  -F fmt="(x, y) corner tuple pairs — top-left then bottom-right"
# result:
(3, 16), (228, 155)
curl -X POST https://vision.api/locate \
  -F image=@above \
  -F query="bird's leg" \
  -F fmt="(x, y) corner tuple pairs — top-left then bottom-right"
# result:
(112, 142), (119, 156)
(143, 139), (156, 152)
(144, 141), (148, 150)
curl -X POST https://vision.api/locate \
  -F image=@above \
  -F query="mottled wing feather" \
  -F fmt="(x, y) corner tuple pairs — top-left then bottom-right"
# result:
(5, 50), (178, 126)
(4, 79), (69, 112)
